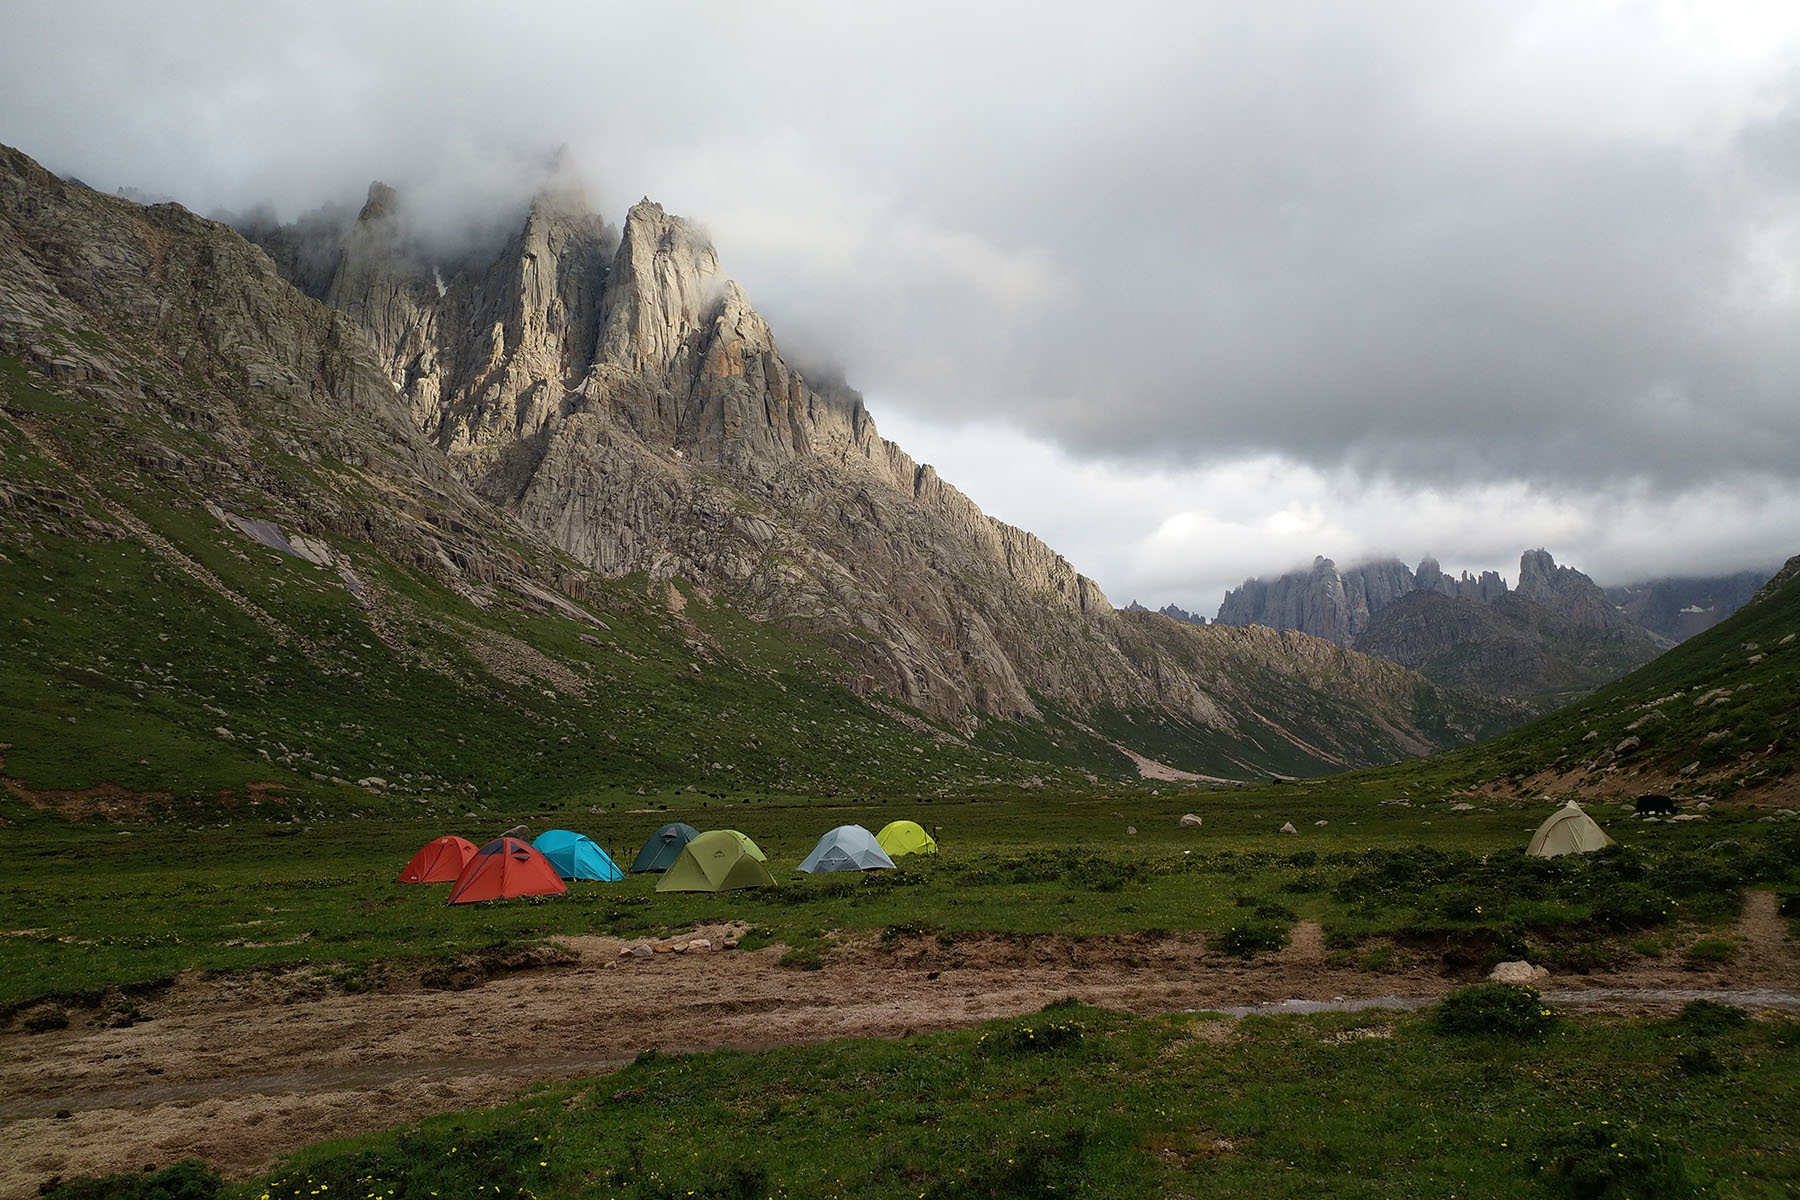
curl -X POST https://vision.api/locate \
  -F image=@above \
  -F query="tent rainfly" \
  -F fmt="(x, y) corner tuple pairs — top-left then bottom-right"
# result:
(798, 825), (896, 873)
(396, 835), (478, 883)
(630, 822), (701, 873)
(727, 830), (768, 861)
(1526, 800), (1615, 858)
(656, 829), (777, 893)
(874, 819), (937, 858)
(532, 829), (624, 882)
(446, 837), (568, 904)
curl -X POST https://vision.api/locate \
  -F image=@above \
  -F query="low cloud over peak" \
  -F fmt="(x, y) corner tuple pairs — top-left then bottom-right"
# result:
(4, 0), (1796, 605)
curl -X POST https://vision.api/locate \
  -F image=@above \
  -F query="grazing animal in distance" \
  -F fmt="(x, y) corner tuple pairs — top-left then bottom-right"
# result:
(1635, 794), (1677, 816)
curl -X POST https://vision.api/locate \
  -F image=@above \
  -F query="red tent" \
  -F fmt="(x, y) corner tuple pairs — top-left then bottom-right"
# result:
(397, 835), (478, 883)
(446, 837), (568, 904)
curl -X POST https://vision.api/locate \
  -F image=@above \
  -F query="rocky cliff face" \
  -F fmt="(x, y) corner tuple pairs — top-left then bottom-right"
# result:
(246, 176), (1134, 722)
(1513, 548), (1635, 632)
(1604, 570), (1771, 641)
(1217, 548), (1670, 709)
(1216, 554), (1507, 647)
(1352, 589), (1665, 705)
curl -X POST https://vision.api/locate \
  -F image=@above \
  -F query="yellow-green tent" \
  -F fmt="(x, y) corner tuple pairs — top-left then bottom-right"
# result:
(875, 819), (937, 858)
(655, 829), (777, 893)
(727, 830), (768, 861)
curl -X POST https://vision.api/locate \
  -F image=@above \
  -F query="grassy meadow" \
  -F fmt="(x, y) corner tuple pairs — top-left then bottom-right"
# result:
(4, 769), (1796, 1016)
(8, 634), (1799, 1197)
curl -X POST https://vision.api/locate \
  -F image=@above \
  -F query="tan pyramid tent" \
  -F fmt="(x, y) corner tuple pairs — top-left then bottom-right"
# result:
(1527, 800), (1615, 857)
(655, 829), (777, 893)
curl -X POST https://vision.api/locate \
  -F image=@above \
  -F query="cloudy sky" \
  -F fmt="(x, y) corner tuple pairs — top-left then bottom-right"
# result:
(5, 1), (1797, 613)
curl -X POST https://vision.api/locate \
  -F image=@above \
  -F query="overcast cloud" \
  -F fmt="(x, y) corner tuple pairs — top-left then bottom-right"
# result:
(3, 1), (1796, 614)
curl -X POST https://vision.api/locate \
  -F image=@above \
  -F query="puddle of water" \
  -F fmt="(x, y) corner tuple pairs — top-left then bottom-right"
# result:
(1542, 987), (1800, 1011)
(1201, 996), (1433, 1017)
(1192, 988), (1800, 1019)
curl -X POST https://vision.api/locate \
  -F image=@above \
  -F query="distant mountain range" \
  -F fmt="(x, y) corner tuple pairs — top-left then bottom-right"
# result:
(1204, 551), (1771, 711)
(1605, 572), (1771, 641)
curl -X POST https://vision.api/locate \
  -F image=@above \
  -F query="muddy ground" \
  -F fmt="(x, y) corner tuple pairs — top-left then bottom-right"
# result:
(2, 894), (1794, 1196)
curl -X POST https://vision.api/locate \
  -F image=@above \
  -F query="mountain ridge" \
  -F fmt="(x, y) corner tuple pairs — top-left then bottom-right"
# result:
(0, 141), (1517, 812)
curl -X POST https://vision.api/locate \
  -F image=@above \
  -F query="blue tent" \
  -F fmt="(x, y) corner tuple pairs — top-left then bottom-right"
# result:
(631, 822), (701, 873)
(532, 829), (624, 882)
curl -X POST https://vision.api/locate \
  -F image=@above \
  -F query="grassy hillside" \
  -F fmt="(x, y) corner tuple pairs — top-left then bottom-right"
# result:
(1446, 558), (1800, 805)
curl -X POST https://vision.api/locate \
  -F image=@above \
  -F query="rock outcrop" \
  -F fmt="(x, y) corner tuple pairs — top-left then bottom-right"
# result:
(1216, 555), (1508, 647)
(1216, 549), (1672, 709)
(248, 176), (1133, 721)
(1513, 548), (1634, 632)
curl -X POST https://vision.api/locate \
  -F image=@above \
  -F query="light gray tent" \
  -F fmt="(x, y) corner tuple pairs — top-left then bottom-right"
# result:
(797, 824), (896, 874)
(1527, 800), (1615, 857)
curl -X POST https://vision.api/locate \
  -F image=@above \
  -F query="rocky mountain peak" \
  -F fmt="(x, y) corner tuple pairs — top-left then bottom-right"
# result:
(596, 200), (725, 376)
(357, 181), (399, 223)
(1513, 548), (1633, 631)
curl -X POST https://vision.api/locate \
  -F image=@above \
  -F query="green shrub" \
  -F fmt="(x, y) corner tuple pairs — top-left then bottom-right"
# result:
(1064, 854), (1142, 892)
(1684, 937), (1737, 965)
(1212, 918), (1289, 958)
(1590, 884), (1667, 931)
(1533, 1122), (1706, 1199)
(1360, 946), (1397, 972)
(777, 945), (824, 971)
(1672, 998), (1749, 1037)
(921, 1127), (1092, 1198)
(1439, 887), (1503, 921)
(1431, 984), (1559, 1039)
(1672, 1045), (1728, 1077)
(41, 1159), (221, 1199)
(978, 1016), (1087, 1056)
(23, 1006), (71, 1033)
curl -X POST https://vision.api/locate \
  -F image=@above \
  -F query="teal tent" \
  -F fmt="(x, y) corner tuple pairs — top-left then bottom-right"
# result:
(630, 822), (700, 873)
(533, 829), (624, 882)
(798, 825), (896, 873)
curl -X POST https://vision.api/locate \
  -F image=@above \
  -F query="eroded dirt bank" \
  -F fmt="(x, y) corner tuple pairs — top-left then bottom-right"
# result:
(2, 895), (1794, 1196)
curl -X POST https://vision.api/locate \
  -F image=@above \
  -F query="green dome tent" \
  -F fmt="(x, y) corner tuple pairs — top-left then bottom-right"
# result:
(656, 829), (777, 893)
(726, 829), (767, 861)
(1527, 800), (1615, 858)
(798, 825), (895, 873)
(875, 819), (938, 858)
(630, 822), (700, 873)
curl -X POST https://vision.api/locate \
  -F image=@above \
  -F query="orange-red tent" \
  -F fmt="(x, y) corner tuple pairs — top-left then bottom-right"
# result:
(446, 837), (568, 904)
(396, 835), (478, 883)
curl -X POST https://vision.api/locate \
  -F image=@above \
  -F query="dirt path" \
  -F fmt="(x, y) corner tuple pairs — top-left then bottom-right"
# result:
(2, 896), (1794, 1196)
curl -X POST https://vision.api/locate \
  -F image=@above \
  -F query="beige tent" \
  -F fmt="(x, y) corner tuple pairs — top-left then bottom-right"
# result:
(1526, 800), (1615, 857)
